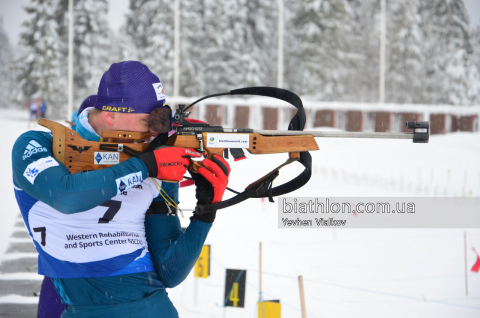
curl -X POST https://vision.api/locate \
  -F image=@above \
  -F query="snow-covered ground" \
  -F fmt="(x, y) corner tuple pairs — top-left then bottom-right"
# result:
(1, 108), (479, 317)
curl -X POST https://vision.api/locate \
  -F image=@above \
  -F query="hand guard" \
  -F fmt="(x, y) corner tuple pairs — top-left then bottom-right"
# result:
(190, 155), (230, 223)
(137, 145), (203, 182)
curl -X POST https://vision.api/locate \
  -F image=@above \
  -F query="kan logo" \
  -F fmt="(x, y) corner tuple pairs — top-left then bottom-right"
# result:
(127, 174), (142, 186)
(94, 152), (120, 165)
(115, 172), (143, 195)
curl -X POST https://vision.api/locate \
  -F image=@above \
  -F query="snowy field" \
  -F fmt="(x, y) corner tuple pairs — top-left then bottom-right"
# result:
(1, 108), (479, 317)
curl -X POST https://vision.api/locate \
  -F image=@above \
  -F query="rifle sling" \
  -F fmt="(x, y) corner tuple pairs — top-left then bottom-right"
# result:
(230, 88), (312, 198)
(195, 87), (313, 214)
(194, 171), (279, 215)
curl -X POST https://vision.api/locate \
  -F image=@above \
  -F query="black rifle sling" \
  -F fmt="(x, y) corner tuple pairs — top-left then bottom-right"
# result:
(195, 87), (313, 215)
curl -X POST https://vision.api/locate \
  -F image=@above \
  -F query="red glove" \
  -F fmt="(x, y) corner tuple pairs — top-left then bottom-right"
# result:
(189, 155), (231, 223)
(137, 146), (203, 181)
(196, 155), (231, 204)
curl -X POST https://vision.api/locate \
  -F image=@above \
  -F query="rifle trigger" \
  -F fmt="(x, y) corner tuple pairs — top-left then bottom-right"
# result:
(118, 144), (124, 152)
(230, 148), (246, 161)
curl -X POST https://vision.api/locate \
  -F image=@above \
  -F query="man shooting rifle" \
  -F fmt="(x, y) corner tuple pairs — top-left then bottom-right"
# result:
(12, 61), (230, 317)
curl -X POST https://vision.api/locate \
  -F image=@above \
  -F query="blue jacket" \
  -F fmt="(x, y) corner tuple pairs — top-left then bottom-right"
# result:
(12, 116), (211, 317)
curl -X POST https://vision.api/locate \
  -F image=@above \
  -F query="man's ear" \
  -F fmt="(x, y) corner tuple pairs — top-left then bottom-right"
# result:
(104, 111), (115, 126)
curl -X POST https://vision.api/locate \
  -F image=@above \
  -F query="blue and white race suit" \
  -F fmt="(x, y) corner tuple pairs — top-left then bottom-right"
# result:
(12, 108), (211, 317)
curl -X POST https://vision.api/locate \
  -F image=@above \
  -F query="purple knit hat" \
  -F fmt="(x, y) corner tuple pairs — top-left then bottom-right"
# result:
(77, 95), (97, 117)
(94, 61), (166, 114)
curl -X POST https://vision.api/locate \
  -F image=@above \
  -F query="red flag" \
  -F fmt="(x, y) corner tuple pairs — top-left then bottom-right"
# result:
(471, 248), (480, 273)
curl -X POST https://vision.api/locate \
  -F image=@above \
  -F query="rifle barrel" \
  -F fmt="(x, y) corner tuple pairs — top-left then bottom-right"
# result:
(253, 130), (414, 140)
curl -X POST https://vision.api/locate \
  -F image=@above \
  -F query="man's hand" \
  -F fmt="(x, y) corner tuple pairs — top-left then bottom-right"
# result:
(190, 155), (230, 223)
(137, 146), (203, 181)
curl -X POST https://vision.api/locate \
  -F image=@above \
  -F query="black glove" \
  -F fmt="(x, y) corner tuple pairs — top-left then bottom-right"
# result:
(190, 155), (230, 223)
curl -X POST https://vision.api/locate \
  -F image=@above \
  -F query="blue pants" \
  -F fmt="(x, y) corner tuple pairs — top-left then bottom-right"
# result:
(61, 289), (177, 318)
(38, 277), (65, 318)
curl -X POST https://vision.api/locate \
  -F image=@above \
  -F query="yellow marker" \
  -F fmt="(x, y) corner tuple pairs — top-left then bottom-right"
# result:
(194, 245), (210, 278)
(229, 282), (240, 307)
(258, 301), (281, 318)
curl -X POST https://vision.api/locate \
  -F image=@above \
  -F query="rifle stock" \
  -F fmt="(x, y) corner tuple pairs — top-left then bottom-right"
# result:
(38, 118), (319, 176)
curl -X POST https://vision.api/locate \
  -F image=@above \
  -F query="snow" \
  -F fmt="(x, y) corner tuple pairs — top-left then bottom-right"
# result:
(1, 108), (479, 317)
(0, 295), (40, 304)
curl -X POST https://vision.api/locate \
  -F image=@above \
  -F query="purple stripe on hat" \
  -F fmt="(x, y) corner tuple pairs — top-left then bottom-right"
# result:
(94, 61), (166, 114)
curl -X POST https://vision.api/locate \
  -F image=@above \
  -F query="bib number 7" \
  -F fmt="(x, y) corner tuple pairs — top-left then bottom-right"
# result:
(98, 200), (122, 223)
(32, 200), (122, 247)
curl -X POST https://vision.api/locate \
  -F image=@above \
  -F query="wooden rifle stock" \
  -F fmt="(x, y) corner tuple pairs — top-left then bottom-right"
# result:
(38, 118), (319, 175)
(39, 118), (149, 174)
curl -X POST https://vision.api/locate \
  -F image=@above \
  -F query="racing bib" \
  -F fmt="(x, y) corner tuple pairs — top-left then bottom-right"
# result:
(15, 178), (161, 278)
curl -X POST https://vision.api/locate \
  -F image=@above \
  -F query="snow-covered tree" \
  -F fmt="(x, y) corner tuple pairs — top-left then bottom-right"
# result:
(244, 0), (278, 87)
(178, 0), (207, 96)
(346, 0), (382, 103)
(110, 25), (139, 63)
(56, 0), (112, 106)
(419, 0), (471, 105)
(468, 26), (480, 104)
(14, 0), (116, 116)
(0, 17), (13, 108)
(201, 0), (250, 93)
(126, 0), (280, 96)
(283, 0), (306, 95)
(121, 0), (477, 105)
(126, 0), (175, 94)
(386, 0), (424, 103)
(288, 0), (362, 101)
(15, 0), (66, 117)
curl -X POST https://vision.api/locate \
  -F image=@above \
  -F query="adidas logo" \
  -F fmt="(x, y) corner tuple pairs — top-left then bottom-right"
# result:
(22, 140), (48, 160)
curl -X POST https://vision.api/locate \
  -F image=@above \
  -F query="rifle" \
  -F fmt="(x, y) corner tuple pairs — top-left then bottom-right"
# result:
(39, 87), (429, 213)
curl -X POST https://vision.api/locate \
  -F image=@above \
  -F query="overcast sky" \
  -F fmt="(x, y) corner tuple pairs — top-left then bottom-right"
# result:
(0, 0), (479, 47)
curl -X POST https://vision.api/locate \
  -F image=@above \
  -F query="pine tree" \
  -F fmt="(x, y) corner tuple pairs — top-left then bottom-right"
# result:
(125, 0), (281, 96)
(386, 0), (424, 103)
(288, 0), (361, 101)
(201, 0), (250, 94)
(419, 0), (471, 105)
(244, 0), (278, 87)
(179, 0), (207, 96)
(15, 0), (66, 117)
(0, 17), (13, 108)
(468, 26), (480, 104)
(126, 0), (174, 94)
(56, 0), (112, 106)
(347, 0), (380, 103)
(110, 25), (139, 63)
(283, 0), (303, 94)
